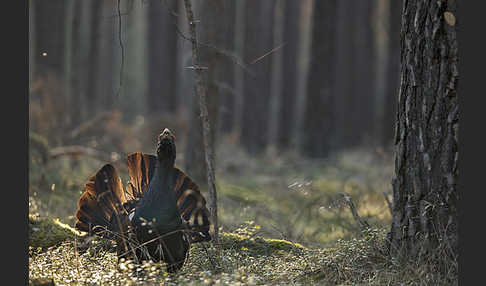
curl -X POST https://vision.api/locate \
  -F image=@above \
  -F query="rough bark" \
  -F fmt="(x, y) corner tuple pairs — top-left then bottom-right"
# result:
(388, 0), (458, 260)
(301, 0), (337, 158)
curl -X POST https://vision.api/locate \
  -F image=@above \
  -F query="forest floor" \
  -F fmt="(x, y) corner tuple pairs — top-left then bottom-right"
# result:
(28, 143), (457, 285)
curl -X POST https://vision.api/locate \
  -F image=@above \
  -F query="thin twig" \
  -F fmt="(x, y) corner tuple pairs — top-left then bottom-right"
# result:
(250, 42), (286, 64)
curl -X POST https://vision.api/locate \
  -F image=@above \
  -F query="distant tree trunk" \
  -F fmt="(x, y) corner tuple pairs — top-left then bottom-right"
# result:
(97, 1), (115, 110)
(293, 0), (314, 152)
(85, 0), (102, 118)
(301, 0), (337, 158)
(371, 0), (389, 146)
(231, 0), (246, 139)
(382, 0), (403, 147)
(217, 1), (236, 135)
(147, 0), (178, 114)
(267, 0), (285, 149)
(63, 0), (74, 119)
(33, 0), (66, 75)
(241, 0), (276, 154)
(354, 0), (375, 144)
(388, 0), (458, 260)
(333, 0), (358, 149)
(275, 0), (300, 151)
(69, 0), (83, 127)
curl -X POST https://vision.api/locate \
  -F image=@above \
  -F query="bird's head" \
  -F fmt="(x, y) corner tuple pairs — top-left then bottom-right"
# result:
(156, 128), (176, 166)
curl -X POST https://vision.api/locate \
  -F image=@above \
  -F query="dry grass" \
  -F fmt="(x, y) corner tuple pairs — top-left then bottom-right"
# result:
(29, 218), (457, 285)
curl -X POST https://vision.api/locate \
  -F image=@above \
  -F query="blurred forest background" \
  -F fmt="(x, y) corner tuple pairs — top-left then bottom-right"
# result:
(29, 0), (403, 247)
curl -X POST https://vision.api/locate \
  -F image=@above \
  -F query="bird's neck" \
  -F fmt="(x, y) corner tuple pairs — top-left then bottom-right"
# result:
(158, 156), (175, 171)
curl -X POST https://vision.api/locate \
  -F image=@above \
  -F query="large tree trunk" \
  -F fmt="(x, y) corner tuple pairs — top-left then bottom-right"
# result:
(388, 0), (458, 260)
(301, 0), (337, 158)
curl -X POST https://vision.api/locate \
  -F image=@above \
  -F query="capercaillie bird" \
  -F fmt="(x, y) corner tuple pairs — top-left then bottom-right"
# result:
(74, 128), (211, 272)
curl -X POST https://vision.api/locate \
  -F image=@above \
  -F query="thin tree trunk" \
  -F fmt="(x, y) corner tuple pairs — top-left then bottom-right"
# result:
(97, 1), (115, 110)
(388, 0), (458, 260)
(70, 0), (83, 127)
(217, 1), (236, 135)
(86, 0), (102, 118)
(267, 0), (285, 149)
(276, 0), (300, 151)
(231, 0), (246, 139)
(183, 0), (219, 240)
(354, 0), (375, 144)
(184, 0), (226, 187)
(372, 0), (389, 146)
(147, 0), (178, 114)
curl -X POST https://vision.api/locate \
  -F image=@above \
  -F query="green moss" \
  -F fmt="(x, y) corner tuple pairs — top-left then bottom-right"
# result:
(219, 231), (307, 256)
(28, 214), (82, 250)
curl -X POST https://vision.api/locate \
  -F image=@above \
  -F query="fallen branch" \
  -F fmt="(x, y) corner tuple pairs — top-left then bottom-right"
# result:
(68, 111), (115, 140)
(49, 145), (121, 163)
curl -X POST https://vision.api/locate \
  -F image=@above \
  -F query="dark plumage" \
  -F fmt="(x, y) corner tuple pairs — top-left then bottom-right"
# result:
(75, 128), (211, 272)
